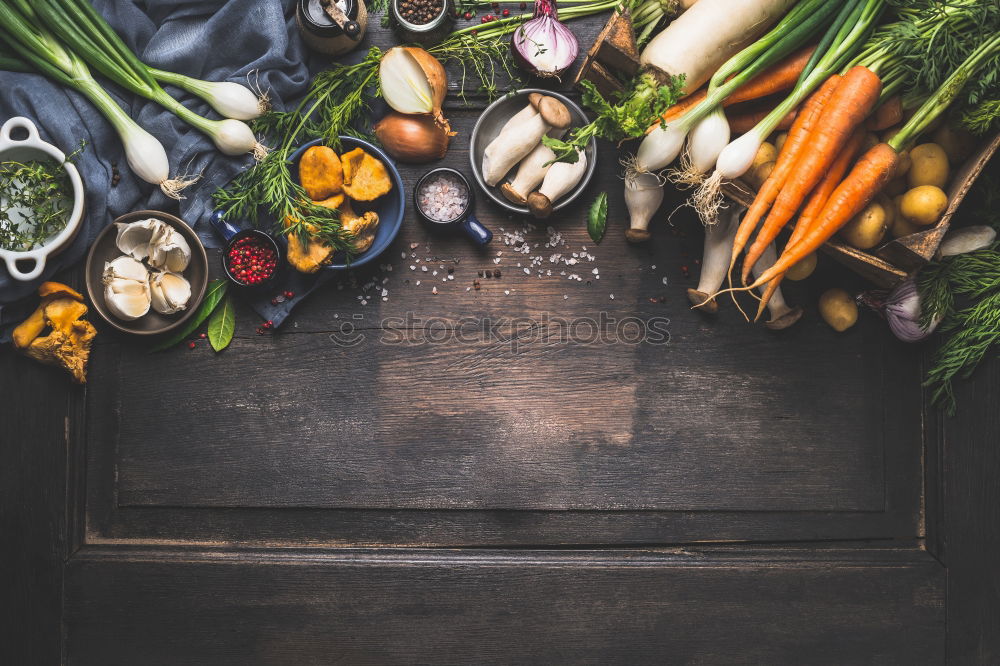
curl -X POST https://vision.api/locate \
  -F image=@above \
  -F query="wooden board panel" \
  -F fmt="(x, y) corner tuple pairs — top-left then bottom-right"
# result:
(64, 546), (945, 665)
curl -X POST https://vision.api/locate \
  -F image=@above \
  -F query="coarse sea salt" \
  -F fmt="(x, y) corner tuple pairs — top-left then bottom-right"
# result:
(417, 172), (469, 222)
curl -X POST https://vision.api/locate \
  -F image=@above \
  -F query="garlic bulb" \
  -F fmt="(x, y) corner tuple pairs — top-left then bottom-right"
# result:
(149, 226), (191, 272)
(115, 218), (191, 272)
(103, 255), (151, 321)
(149, 271), (192, 315)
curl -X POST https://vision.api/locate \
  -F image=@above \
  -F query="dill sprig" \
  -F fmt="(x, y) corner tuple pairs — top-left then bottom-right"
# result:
(918, 176), (1000, 414)
(428, 34), (518, 103)
(0, 160), (72, 251)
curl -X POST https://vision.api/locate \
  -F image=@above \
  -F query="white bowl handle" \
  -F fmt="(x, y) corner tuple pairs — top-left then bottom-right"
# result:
(0, 116), (41, 149)
(5, 253), (47, 281)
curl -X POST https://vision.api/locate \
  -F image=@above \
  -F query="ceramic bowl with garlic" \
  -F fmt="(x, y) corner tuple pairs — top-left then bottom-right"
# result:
(85, 211), (208, 335)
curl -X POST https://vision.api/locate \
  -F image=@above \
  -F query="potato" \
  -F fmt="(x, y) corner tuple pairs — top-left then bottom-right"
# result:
(840, 200), (887, 249)
(752, 142), (777, 171)
(748, 160), (775, 190)
(298, 146), (343, 201)
(908, 143), (949, 189)
(889, 194), (922, 238)
(900, 185), (948, 226)
(895, 148), (911, 178)
(932, 123), (975, 164)
(774, 132), (788, 153)
(819, 288), (858, 332)
(785, 252), (816, 281)
(877, 193), (894, 229)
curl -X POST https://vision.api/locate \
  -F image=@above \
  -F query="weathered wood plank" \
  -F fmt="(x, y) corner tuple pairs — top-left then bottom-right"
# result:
(64, 546), (945, 666)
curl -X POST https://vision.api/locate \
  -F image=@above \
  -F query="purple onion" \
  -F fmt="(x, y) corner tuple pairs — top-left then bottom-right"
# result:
(511, 0), (579, 79)
(858, 279), (939, 343)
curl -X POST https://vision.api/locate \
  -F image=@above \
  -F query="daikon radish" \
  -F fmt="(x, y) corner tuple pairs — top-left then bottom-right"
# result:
(640, 0), (797, 95)
(501, 127), (567, 205)
(527, 148), (588, 218)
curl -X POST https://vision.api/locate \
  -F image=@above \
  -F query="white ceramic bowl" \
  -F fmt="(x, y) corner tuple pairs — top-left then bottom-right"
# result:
(0, 117), (85, 281)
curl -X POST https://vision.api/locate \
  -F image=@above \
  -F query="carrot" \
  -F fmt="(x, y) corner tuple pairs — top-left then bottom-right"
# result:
(750, 142), (900, 290)
(647, 46), (816, 133)
(726, 46), (815, 106)
(741, 66), (883, 284)
(727, 74), (842, 278)
(867, 95), (903, 132)
(728, 106), (797, 135)
(753, 129), (866, 320)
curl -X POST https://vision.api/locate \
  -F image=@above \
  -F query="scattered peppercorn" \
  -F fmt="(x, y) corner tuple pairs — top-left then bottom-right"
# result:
(519, 1), (526, 8)
(493, 269), (501, 278)
(199, 333), (207, 339)
(284, 290), (294, 298)
(481, 15), (489, 23)
(447, 267), (454, 274)
(502, 8), (509, 16)
(187, 341), (196, 349)
(463, 10), (472, 18)
(485, 269), (493, 278)
(473, 279), (481, 291)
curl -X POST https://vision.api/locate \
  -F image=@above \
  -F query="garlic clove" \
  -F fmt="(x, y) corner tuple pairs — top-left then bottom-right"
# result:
(104, 278), (151, 321)
(103, 255), (149, 284)
(149, 271), (192, 315)
(148, 225), (191, 272)
(115, 218), (166, 261)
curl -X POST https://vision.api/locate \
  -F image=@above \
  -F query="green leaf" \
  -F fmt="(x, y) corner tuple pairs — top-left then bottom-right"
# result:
(541, 135), (581, 164)
(207, 295), (236, 352)
(148, 280), (228, 352)
(587, 192), (608, 244)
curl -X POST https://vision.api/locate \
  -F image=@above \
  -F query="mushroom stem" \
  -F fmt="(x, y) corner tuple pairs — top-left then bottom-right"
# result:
(688, 205), (740, 312)
(751, 242), (803, 330)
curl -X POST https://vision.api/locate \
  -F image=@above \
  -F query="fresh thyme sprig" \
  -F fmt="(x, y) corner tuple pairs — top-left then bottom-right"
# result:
(0, 159), (73, 251)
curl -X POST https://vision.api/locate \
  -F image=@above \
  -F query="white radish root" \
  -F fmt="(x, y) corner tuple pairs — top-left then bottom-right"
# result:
(640, 0), (797, 95)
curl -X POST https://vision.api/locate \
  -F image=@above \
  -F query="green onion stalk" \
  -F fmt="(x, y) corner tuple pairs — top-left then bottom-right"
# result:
(0, 4), (190, 197)
(15, 0), (264, 159)
(708, 0), (884, 182)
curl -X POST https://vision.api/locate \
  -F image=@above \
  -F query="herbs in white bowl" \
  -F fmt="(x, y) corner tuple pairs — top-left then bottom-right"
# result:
(0, 159), (72, 252)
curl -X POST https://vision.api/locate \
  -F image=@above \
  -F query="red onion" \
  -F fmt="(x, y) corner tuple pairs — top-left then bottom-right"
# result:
(858, 279), (939, 343)
(511, 0), (579, 79)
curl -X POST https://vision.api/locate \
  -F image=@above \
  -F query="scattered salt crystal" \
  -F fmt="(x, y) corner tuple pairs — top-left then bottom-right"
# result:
(421, 265), (428, 272)
(432, 270), (438, 276)
(416, 280), (421, 285)
(563, 295), (568, 300)
(504, 290), (510, 295)
(662, 277), (668, 285)
(410, 265), (416, 270)
(432, 287), (438, 294)
(447, 275), (454, 280)
(609, 294), (615, 300)
(523, 268), (530, 275)
(401, 252), (407, 259)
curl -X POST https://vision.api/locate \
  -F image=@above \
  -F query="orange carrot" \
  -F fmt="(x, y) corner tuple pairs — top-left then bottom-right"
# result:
(647, 46), (815, 133)
(728, 74), (842, 277)
(754, 129), (866, 320)
(867, 95), (903, 132)
(726, 46), (815, 106)
(750, 142), (900, 289)
(741, 66), (883, 284)
(728, 106), (797, 135)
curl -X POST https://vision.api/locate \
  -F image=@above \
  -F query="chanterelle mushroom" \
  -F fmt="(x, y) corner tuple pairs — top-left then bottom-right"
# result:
(12, 281), (97, 384)
(341, 201), (379, 253)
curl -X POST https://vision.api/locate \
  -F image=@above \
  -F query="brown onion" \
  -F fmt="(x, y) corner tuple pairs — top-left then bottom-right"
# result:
(374, 111), (451, 163)
(379, 47), (450, 131)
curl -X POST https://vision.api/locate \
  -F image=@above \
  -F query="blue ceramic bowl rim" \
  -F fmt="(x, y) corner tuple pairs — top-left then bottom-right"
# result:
(286, 136), (405, 270)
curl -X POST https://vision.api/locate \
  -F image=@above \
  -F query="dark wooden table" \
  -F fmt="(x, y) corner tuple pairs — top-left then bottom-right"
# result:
(2, 10), (999, 665)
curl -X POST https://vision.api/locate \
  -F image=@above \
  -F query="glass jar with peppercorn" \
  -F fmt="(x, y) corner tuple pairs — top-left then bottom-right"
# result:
(390, 0), (454, 45)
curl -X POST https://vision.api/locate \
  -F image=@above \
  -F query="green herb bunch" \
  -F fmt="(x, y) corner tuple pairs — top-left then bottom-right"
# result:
(0, 159), (72, 251)
(918, 176), (1000, 414)
(543, 73), (686, 164)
